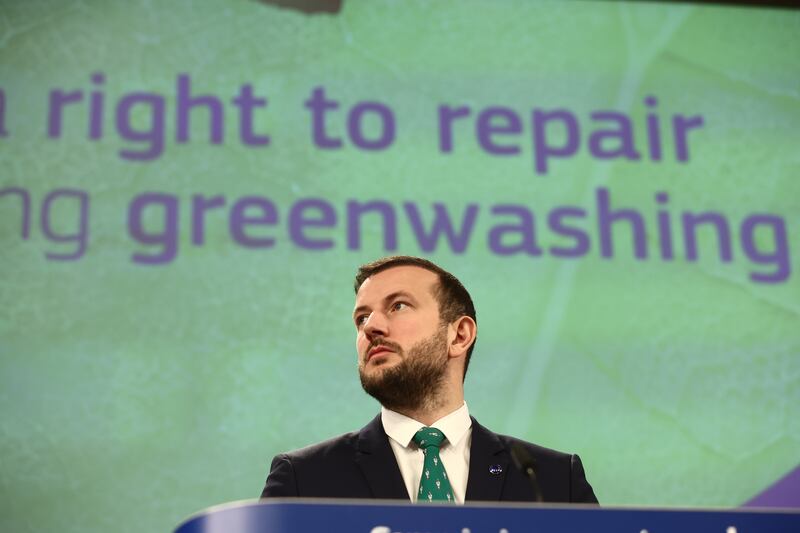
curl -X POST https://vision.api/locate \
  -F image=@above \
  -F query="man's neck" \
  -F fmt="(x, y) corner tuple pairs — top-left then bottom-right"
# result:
(389, 394), (465, 426)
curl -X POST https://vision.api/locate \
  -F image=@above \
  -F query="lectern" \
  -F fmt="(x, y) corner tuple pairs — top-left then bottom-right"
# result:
(175, 499), (799, 533)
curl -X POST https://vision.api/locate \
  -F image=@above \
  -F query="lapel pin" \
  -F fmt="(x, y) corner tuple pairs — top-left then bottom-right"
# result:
(489, 464), (503, 475)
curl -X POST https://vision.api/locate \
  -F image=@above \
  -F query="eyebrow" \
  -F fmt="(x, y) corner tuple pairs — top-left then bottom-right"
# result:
(353, 290), (417, 319)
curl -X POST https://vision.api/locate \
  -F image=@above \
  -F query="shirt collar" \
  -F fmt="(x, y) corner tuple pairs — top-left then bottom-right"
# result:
(381, 402), (472, 449)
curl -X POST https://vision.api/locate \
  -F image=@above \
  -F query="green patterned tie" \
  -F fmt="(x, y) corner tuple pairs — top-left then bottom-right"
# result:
(413, 427), (456, 503)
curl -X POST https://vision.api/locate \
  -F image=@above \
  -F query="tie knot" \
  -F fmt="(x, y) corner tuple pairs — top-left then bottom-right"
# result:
(413, 427), (446, 449)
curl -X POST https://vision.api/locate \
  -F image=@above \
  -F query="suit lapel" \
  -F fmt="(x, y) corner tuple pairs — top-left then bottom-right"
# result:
(354, 414), (409, 500)
(465, 417), (509, 501)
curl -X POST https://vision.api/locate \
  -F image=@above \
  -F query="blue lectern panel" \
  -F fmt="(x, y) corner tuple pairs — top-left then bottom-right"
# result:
(176, 499), (800, 533)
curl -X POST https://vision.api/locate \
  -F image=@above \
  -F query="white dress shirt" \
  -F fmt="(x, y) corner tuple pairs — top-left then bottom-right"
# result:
(381, 403), (472, 503)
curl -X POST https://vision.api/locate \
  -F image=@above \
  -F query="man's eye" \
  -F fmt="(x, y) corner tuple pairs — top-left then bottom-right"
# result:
(391, 302), (408, 311)
(355, 314), (369, 326)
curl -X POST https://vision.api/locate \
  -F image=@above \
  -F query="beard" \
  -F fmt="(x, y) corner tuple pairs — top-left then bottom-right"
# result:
(359, 325), (449, 412)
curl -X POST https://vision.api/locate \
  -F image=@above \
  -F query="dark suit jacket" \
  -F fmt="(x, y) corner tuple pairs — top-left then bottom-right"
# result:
(261, 415), (598, 503)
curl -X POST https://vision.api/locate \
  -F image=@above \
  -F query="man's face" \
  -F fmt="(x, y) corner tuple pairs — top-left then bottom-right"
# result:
(353, 266), (450, 410)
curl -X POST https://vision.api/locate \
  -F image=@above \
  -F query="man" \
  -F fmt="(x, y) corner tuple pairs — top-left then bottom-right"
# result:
(261, 256), (597, 503)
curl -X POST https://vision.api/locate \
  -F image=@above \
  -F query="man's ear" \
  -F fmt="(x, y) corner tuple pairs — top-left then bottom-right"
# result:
(447, 316), (477, 359)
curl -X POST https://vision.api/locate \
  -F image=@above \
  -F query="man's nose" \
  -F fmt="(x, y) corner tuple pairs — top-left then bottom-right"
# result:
(363, 312), (388, 339)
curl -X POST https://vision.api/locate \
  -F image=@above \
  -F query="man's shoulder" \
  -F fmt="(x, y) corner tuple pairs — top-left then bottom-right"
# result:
(276, 430), (360, 462)
(470, 418), (598, 503)
(495, 432), (573, 460)
(262, 416), (387, 499)
(472, 418), (574, 459)
(272, 414), (382, 464)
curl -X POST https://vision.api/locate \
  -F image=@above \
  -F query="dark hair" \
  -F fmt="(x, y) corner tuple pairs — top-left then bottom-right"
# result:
(354, 256), (477, 377)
